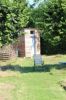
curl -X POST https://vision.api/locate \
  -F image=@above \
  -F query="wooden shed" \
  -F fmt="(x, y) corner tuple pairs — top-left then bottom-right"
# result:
(15, 28), (41, 57)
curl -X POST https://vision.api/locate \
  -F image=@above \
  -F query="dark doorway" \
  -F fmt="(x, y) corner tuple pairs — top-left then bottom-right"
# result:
(40, 37), (45, 55)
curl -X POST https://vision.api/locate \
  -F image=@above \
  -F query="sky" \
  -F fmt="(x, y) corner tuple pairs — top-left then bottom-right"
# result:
(28, 0), (44, 5)
(28, 0), (34, 4)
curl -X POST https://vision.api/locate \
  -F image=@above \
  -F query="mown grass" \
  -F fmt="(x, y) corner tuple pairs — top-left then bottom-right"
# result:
(0, 55), (66, 100)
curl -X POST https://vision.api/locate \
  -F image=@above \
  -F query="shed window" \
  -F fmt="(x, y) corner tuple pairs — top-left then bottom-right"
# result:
(30, 31), (34, 34)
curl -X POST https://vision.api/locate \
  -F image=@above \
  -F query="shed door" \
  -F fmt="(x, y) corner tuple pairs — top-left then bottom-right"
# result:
(30, 31), (35, 56)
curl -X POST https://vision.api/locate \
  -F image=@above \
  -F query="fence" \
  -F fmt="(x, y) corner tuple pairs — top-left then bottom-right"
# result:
(0, 52), (10, 61)
(0, 45), (17, 61)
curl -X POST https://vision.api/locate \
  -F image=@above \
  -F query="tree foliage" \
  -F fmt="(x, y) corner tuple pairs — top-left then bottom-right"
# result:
(0, 0), (31, 46)
(32, 0), (66, 54)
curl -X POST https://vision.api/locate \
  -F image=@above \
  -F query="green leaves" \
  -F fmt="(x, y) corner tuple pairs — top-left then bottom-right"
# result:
(0, 0), (31, 46)
(32, 0), (66, 54)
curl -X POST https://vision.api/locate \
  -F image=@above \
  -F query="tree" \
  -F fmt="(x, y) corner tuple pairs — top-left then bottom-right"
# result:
(0, 0), (31, 46)
(32, 0), (66, 54)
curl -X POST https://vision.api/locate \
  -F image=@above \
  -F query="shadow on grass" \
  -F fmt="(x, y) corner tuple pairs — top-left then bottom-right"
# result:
(0, 62), (66, 73)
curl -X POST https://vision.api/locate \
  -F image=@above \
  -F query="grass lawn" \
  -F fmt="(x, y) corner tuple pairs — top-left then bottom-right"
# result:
(0, 55), (66, 100)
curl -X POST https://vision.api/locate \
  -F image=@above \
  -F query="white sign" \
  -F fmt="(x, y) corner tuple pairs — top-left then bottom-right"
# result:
(34, 54), (43, 65)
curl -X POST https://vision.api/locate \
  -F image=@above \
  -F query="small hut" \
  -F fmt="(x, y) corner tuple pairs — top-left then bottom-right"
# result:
(15, 28), (41, 57)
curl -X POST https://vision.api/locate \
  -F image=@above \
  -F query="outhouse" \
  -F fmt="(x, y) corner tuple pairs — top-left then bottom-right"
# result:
(15, 28), (41, 57)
